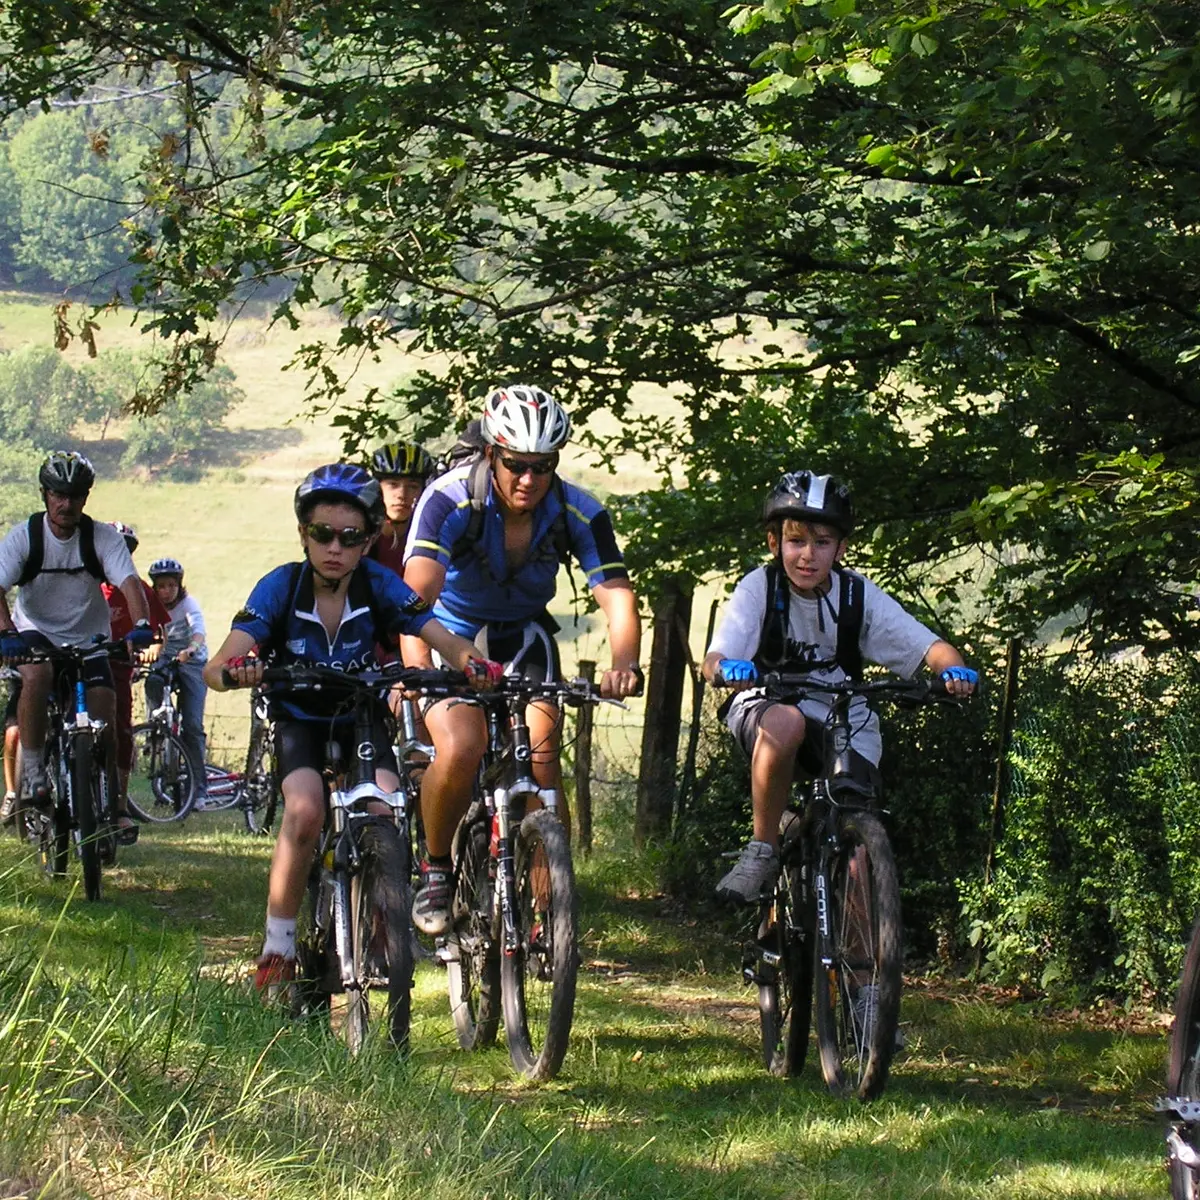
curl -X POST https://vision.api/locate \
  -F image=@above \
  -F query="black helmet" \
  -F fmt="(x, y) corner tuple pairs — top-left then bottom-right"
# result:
(762, 471), (853, 534)
(294, 463), (385, 531)
(39, 450), (95, 497)
(370, 441), (435, 480)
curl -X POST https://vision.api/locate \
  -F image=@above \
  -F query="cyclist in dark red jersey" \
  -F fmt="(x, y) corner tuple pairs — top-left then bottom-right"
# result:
(367, 441), (436, 577)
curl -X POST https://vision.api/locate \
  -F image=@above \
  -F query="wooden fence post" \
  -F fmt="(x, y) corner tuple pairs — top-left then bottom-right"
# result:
(984, 637), (1022, 885)
(635, 576), (693, 847)
(574, 658), (596, 858)
(676, 598), (719, 826)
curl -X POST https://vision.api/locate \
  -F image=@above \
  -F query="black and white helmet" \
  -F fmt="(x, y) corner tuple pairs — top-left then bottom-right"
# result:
(762, 471), (854, 534)
(481, 385), (571, 454)
(148, 557), (184, 580)
(39, 450), (95, 497)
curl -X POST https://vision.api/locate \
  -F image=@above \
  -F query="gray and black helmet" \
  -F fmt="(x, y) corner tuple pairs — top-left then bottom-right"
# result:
(762, 471), (853, 534)
(39, 450), (95, 497)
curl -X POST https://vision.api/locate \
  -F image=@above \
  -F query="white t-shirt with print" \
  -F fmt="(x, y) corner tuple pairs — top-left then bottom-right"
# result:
(0, 516), (137, 646)
(162, 594), (208, 663)
(707, 564), (939, 765)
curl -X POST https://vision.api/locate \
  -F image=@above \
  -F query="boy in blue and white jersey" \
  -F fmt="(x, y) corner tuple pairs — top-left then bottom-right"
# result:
(402, 384), (642, 936)
(205, 464), (500, 996)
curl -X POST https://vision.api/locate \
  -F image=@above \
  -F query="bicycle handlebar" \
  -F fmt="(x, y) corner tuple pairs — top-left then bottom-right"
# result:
(717, 672), (956, 705)
(222, 660), (469, 693)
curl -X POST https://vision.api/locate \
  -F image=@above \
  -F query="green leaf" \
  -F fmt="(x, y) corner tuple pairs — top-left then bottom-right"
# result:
(910, 31), (938, 57)
(1083, 239), (1111, 261)
(845, 61), (882, 87)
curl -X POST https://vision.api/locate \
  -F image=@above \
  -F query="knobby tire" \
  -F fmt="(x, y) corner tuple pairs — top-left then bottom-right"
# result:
(292, 867), (333, 1025)
(813, 809), (903, 1101)
(242, 718), (277, 836)
(345, 820), (413, 1054)
(73, 730), (102, 902)
(1168, 913), (1200, 1199)
(758, 856), (814, 1077)
(446, 805), (500, 1050)
(501, 809), (578, 1081)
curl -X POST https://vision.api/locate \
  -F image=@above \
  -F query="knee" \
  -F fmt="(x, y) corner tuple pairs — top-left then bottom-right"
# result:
(756, 709), (805, 758)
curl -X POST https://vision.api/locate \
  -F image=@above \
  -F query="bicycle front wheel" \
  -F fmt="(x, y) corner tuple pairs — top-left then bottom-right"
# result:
(446, 807), (500, 1050)
(758, 859), (814, 1077)
(72, 730), (102, 902)
(1168, 913), (1200, 1198)
(501, 809), (578, 1081)
(242, 718), (278, 836)
(127, 723), (195, 823)
(813, 809), (903, 1101)
(345, 819), (413, 1054)
(35, 745), (69, 877)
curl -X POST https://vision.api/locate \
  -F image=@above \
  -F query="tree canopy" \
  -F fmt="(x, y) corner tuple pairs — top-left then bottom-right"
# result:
(1, 0), (1198, 651)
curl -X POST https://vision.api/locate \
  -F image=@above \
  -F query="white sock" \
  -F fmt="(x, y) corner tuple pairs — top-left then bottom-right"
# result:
(262, 915), (297, 959)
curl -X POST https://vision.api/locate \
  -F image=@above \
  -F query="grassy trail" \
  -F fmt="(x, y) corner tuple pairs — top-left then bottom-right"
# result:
(0, 814), (1170, 1199)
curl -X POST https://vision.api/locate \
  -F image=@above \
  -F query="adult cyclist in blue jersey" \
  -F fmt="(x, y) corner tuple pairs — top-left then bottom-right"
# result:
(203, 464), (501, 994)
(402, 385), (642, 936)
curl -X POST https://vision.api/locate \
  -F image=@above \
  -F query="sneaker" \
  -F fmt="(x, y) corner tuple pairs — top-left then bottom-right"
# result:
(254, 952), (296, 1002)
(20, 766), (50, 812)
(716, 840), (779, 903)
(412, 859), (452, 936)
(0, 791), (15, 826)
(851, 984), (907, 1051)
(191, 797), (209, 812)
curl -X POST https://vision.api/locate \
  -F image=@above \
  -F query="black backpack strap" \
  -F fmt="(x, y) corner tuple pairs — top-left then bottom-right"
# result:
(754, 562), (789, 671)
(78, 515), (104, 581)
(15, 513), (104, 586)
(15, 514), (43, 588)
(834, 567), (865, 680)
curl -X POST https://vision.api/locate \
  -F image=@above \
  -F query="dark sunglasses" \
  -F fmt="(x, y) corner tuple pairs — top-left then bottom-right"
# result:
(496, 453), (557, 477)
(303, 522), (370, 548)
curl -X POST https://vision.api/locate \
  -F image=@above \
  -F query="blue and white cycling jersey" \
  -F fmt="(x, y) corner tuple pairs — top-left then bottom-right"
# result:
(405, 464), (629, 637)
(230, 558), (434, 721)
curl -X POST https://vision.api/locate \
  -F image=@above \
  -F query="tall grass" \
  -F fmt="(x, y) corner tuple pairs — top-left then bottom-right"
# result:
(0, 820), (1173, 1199)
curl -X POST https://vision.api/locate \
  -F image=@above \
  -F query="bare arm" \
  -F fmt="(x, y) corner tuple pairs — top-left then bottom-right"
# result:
(0, 589), (13, 632)
(401, 557), (447, 669)
(923, 639), (976, 698)
(203, 629), (261, 691)
(592, 579), (642, 698)
(118, 574), (151, 626)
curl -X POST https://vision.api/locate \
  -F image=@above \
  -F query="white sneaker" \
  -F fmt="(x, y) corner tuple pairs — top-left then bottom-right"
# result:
(192, 798), (209, 812)
(716, 840), (779, 903)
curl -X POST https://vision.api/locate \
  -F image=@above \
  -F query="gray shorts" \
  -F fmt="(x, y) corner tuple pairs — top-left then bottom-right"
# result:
(726, 695), (882, 794)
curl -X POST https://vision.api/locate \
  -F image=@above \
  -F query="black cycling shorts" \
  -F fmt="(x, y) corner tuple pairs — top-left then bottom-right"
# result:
(19, 631), (114, 691)
(275, 716), (398, 784)
(474, 611), (562, 684)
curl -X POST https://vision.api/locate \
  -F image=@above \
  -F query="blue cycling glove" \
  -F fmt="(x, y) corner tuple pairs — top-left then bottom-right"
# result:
(940, 666), (978, 686)
(0, 631), (25, 659)
(127, 620), (156, 650)
(717, 658), (757, 685)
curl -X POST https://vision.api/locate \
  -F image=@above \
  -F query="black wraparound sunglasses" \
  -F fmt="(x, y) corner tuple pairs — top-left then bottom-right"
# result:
(304, 523), (370, 548)
(495, 453), (557, 477)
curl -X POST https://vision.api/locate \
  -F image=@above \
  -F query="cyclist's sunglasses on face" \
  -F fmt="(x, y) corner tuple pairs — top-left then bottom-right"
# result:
(496, 453), (557, 478)
(303, 522), (370, 548)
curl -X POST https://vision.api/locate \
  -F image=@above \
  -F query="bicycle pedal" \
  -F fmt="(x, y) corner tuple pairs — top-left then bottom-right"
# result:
(434, 942), (458, 965)
(1158, 1096), (1200, 1121)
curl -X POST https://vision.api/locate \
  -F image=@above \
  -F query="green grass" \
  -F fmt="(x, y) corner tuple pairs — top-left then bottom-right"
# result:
(0, 815), (1172, 1199)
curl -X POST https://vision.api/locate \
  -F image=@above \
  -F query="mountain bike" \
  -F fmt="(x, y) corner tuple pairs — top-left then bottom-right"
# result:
(17, 640), (123, 902)
(241, 661), (453, 1053)
(126, 660), (196, 823)
(435, 674), (625, 1081)
(732, 672), (961, 1101)
(1161, 913), (1200, 1197)
(196, 687), (277, 835)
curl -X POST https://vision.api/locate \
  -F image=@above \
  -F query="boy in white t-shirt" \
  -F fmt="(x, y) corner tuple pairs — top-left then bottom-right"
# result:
(701, 471), (978, 904)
